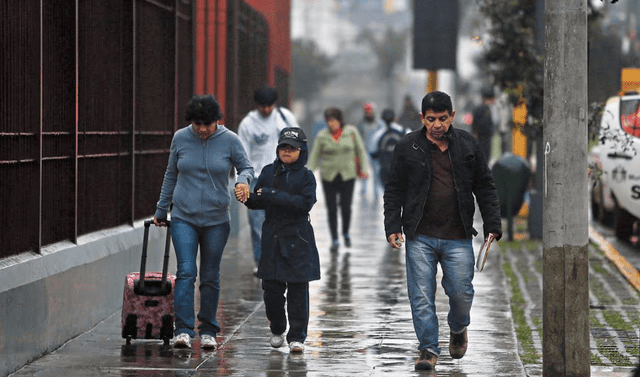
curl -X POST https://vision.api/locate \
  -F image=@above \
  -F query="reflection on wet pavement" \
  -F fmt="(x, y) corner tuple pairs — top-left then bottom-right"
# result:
(11, 186), (526, 376)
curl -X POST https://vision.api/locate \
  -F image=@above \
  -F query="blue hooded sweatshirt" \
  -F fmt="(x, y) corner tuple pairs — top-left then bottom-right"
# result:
(155, 125), (253, 227)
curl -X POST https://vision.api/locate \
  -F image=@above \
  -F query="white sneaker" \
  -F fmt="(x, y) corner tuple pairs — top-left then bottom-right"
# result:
(201, 334), (217, 350)
(289, 341), (304, 353)
(270, 333), (284, 348)
(173, 333), (191, 348)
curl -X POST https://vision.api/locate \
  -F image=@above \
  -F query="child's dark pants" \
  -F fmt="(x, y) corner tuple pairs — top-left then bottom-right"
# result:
(262, 279), (309, 343)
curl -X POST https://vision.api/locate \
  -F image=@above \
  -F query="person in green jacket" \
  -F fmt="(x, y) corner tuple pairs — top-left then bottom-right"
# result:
(308, 107), (368, 252)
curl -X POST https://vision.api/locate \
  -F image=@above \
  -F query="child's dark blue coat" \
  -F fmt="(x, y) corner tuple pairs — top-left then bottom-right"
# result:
(244, 144), (320, 282)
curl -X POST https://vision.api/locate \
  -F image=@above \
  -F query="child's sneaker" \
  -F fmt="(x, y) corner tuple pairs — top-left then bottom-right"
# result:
(270, 333), (284, 348)
(173, 333), (191, 349)
(289, 341), (304, 353)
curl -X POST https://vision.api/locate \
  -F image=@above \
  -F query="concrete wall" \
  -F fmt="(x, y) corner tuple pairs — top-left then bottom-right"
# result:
(0, 183), (249, 376)
(0, 221), (176, 376)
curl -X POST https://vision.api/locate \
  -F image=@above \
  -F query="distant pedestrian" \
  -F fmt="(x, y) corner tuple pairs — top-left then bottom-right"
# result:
(397, 94), (423, 131)
(471, 88), (496, 162)
(236, 127), (319, 354)
(237, 87), (299, 274)
(370, 108), (406, 189)
(309, 107), (368, 252)
(383, 91), (502, 371)
(154, 94), (254, 350)
(356, 102), (384, 198)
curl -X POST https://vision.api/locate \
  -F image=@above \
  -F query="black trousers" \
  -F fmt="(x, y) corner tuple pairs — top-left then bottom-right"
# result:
(262, 279), (309, 343)
(321, 175), (355, 241)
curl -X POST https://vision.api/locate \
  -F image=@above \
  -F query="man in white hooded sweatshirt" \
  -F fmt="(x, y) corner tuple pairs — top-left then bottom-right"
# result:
(237, 87), (299, 273)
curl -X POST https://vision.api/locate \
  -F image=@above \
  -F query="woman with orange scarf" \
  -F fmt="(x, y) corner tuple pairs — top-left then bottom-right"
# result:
(308, 107), (368, 252)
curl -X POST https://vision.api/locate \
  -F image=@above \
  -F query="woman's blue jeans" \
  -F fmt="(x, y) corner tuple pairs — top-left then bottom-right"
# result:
(171, 219), (230, 337)
(405, 234), (474, 356)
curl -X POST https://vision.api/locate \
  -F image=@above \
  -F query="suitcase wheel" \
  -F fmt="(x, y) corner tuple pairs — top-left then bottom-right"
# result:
(122, 314), (138, 341)
(160, 315), (174, 341)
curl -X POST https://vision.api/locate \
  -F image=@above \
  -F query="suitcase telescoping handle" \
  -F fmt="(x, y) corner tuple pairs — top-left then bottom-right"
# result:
(138, 219), (171, 294)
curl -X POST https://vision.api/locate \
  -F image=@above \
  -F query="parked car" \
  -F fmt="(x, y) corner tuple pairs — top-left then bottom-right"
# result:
(590, 90), (640, 240)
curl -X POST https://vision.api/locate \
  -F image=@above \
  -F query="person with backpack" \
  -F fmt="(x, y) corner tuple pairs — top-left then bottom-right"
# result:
(237, 87), (300, 274)
(370, 109), (407, 189)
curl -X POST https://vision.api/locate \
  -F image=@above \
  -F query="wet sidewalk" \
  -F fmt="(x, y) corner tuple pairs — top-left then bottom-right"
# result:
(10, 183), (524, 376)
(12, 180), (629, 376)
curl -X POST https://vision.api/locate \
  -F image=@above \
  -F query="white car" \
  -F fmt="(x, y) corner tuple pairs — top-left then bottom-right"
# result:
(590, 91), (640, 240)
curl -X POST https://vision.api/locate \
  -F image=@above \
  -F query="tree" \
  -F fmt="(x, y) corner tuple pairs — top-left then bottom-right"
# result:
(292, 39), (333, 103)
(478, 0), (630, 139)
(477, 0), (543, 139)
(356, 27), (408, 109)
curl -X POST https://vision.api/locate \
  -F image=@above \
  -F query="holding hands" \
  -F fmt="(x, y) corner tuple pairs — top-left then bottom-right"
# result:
(235, 183), (250, 203)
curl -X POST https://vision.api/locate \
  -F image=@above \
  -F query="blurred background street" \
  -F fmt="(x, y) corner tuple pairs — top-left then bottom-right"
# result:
(3, 1), (640, 376)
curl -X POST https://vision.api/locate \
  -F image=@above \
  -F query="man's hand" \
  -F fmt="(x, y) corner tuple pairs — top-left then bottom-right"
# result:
(388, 233), (404, 249)
(235, 183), (250, 203)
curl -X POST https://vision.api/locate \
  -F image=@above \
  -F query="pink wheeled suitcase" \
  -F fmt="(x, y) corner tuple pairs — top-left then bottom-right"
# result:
(122, 219), (176, 345)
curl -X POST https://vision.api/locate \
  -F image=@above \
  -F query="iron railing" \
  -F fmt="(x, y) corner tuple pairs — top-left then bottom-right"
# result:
(0, 0), (193, 258)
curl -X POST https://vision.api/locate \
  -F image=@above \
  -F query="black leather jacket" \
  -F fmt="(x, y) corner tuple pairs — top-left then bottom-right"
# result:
(383, 126), (502, 241)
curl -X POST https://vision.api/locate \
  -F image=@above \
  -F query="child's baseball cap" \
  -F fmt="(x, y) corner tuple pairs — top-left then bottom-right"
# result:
(278, 127), (307, 149)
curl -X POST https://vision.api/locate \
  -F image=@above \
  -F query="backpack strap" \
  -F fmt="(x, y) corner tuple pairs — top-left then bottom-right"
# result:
(277, 107), (291, 127)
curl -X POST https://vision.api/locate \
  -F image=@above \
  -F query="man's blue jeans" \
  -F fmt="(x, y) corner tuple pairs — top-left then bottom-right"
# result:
(248, 179), (265, 264)
(171, 219), (230, 337)
(405, 234), (474, 356)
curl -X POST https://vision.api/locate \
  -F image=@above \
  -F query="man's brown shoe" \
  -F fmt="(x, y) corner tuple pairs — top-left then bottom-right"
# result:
(415, 349), (437, 370)
(449, 329), (468, 359)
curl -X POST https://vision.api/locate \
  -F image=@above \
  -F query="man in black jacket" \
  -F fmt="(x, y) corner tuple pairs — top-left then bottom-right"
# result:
(383, 91), (502, 371)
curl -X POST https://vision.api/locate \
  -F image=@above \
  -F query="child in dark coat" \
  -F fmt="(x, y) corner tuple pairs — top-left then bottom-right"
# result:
(235, 127), (320, 353)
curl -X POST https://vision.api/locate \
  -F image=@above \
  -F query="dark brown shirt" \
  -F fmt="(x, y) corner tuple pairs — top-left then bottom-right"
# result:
(415, 142), (467, 239)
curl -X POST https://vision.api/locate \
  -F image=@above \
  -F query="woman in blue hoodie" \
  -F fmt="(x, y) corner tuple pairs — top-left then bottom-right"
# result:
(154, 94), (253, 350)
(237, 127), (319, 354)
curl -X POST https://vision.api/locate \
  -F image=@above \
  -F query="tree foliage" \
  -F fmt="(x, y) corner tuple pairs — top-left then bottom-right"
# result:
(478, 0), (629, 139)
(356, 27), (408, 80)
(477, 0), (543, 139)
(292, 39), (333, 102)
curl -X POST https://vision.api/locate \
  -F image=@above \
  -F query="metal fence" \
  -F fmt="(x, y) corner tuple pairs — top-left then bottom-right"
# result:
(225, 0), (268, 131)
(0, 0), (193, 258)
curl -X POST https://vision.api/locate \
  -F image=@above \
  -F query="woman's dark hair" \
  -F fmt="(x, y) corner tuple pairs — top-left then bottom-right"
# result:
(323, 107), (343, 127)
(185, 94), (223, 123)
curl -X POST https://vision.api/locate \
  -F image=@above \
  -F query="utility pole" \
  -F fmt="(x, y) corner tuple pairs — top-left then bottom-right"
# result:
(542, 1), (590, 376)
(427, 70), (437, 92)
